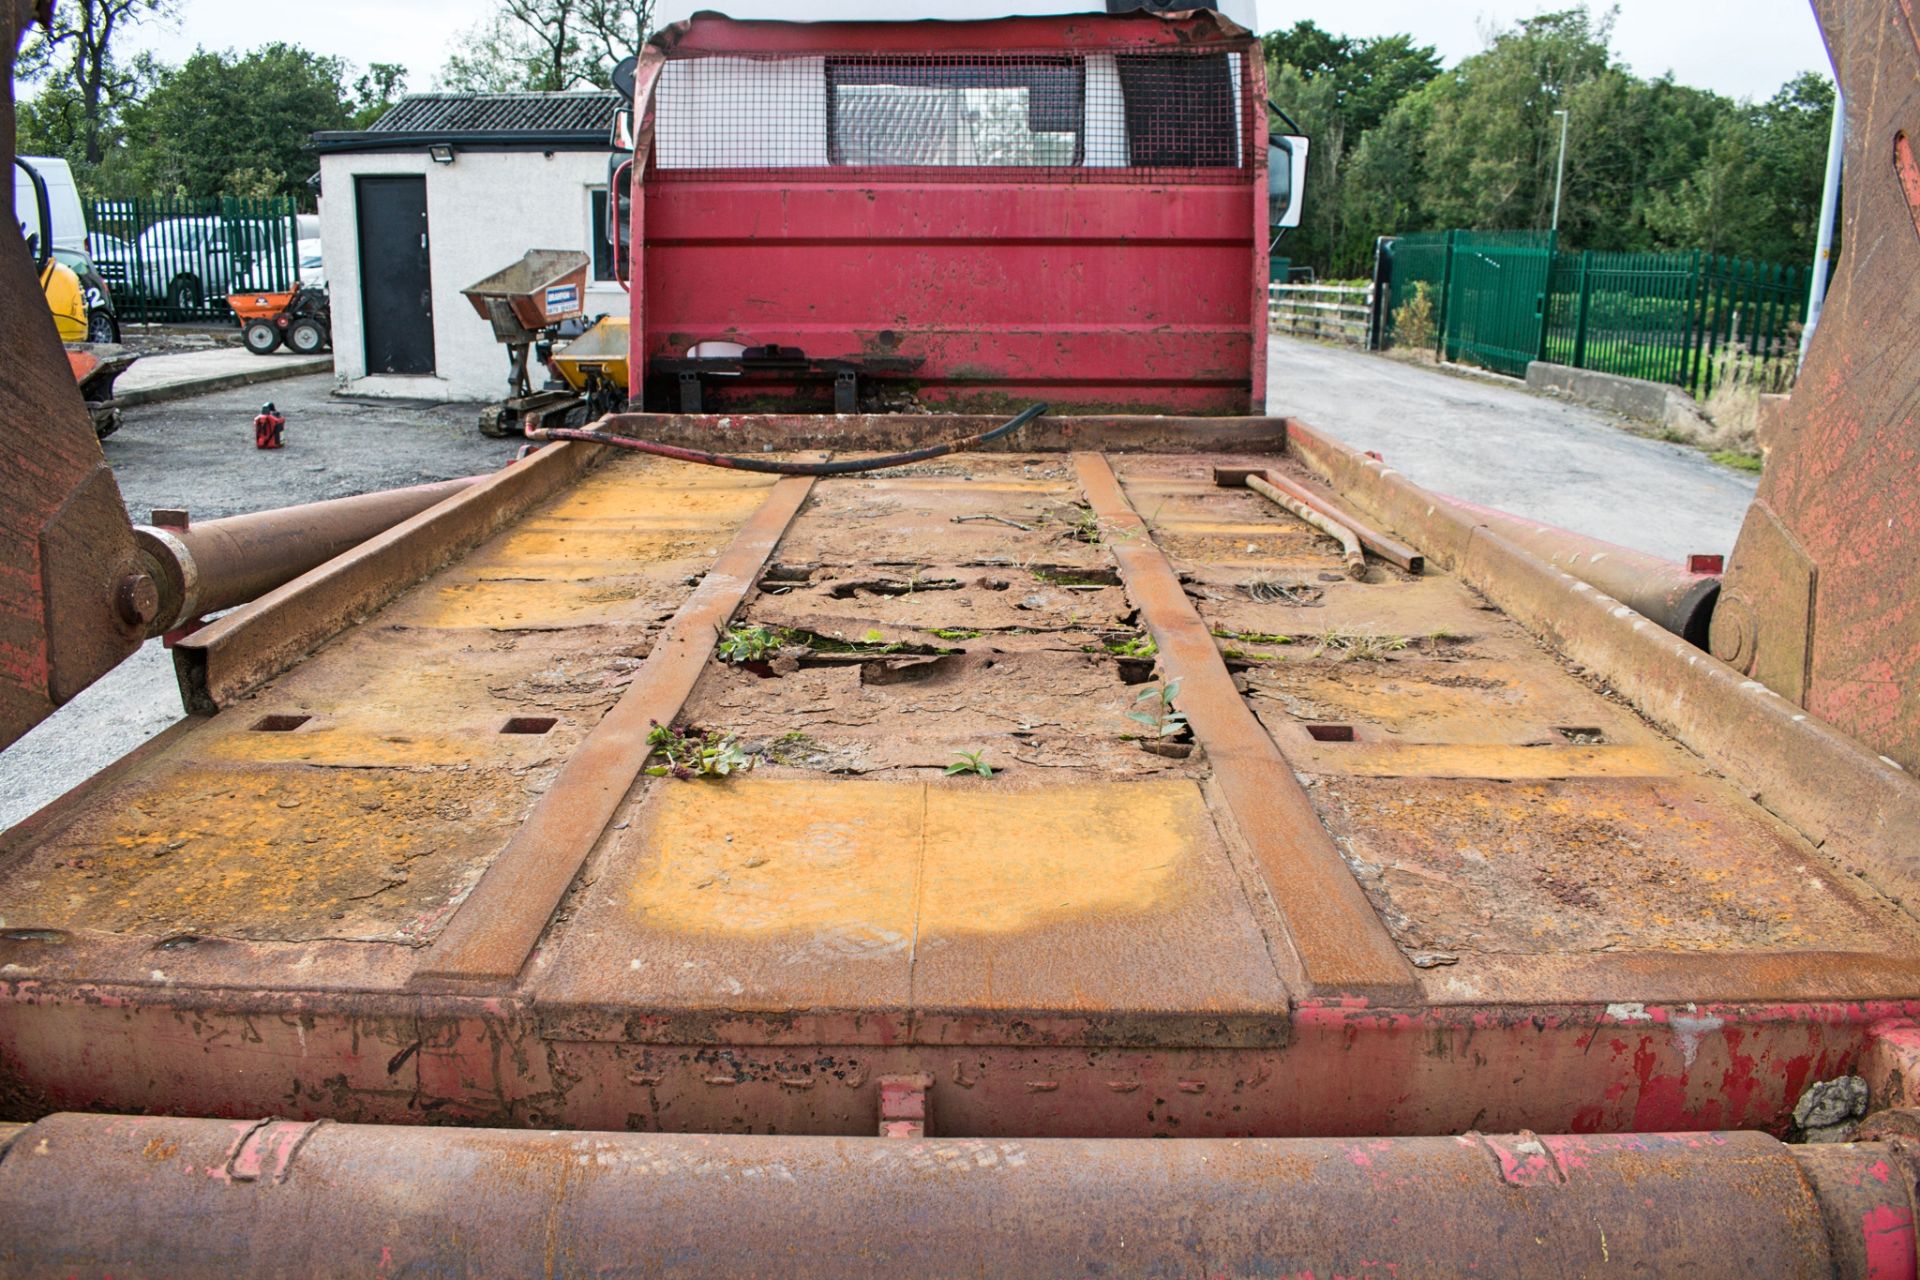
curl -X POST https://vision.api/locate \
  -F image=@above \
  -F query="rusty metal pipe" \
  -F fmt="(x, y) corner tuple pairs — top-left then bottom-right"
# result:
(0, 1114), (1913, 1277)
(131, 476), (484, 635)
(1248, 474), (1368, 579)
(1437, 497), (1722, 647)
(1218, 466), (1426, 573)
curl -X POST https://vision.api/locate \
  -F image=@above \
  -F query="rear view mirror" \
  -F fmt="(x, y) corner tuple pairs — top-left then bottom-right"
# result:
(1269, 134), (1310, 230)
(611, 108), (635, 153)
(611, 56), (638, 101)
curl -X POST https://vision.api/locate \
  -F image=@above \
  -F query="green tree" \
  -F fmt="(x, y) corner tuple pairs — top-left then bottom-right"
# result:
(1414, 8), (1616, 231)
(14, 0), (173, 168)
(1268, 5), (1831, 273)
(1644, 73), (1832, 261)
(1263, 20), (1440, 275)
(441, 0), (653, 92)
(351, 62), (408, 129)
(117, 44), (355, 198)
(1340, 90), (1434, 256)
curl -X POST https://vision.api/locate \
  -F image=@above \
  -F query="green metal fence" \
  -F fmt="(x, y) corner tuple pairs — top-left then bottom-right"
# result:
(83, 196), (306, 324)
(1441, 230), (1557, 378)
(1544, 251), (1805, 398)
(1385, 231), (1807, 397)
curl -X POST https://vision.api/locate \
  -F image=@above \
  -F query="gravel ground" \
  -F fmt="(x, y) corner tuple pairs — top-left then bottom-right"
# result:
(0, 374), (516, 830)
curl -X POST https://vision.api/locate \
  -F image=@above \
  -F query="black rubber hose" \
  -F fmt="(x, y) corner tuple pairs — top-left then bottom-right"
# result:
(529, 403), (1049, 476)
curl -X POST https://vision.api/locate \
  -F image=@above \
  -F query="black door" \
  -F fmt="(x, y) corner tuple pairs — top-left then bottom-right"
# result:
(356, 175), (435, 375)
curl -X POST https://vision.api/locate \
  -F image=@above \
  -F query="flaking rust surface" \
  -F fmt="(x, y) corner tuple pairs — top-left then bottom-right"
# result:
(1315, 775), (1901, 958)
(1110, 452), (1920, 981)
(1242, 635), (1649, 746)
(678, 456), (1199, 781)
(687, 651), (1196, 779)
(0, 763), (526, 942)
(0, 453), (773, 945)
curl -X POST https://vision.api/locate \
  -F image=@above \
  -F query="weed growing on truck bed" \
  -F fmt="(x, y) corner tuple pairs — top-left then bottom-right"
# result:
(645, 722), (753, 779)
(945, 750), (994, 778)
(1311, 630), (1411, 662)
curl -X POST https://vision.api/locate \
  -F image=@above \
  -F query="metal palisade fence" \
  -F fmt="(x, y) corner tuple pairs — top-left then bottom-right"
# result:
(1382, 230), (1807, 398)
(83, 196), (305, 324)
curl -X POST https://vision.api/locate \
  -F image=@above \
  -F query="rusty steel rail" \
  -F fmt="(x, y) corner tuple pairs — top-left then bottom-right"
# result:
(1074, 452), (1416, 1001)
(171, 440), (604, 712)
(1281, 415), (1920, 920)
(413, 473), (815, 986)
(0, 1112), (1914, 1277)
(132, 476), (483, 635)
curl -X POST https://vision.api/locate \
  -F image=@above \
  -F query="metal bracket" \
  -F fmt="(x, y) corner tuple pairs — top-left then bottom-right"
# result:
(677, 370), (704, 414)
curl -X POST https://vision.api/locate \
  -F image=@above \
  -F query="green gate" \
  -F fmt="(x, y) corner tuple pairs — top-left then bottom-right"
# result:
(82, 195), (305, 324)
(1381, 230), (1451, 345)
(1441, 230), (1557, 377)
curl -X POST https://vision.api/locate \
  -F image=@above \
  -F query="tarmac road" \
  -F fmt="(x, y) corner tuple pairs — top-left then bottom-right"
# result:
(1267, 335), (1757, 563)
(0, 374), (515, 830)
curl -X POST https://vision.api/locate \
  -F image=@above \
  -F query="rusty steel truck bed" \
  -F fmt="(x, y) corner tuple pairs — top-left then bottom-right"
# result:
(5, 0), (1920, 1272)
(5, 411), (1920, 1274)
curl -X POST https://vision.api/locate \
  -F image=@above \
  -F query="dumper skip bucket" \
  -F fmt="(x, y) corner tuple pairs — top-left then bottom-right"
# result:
(460, 250), (590, 335)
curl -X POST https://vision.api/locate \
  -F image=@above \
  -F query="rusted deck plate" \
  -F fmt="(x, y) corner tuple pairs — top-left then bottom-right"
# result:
(3, 445), (1919, 1137)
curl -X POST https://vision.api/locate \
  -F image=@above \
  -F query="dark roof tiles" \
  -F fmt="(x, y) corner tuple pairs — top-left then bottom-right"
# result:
(368, 92), (623, 136)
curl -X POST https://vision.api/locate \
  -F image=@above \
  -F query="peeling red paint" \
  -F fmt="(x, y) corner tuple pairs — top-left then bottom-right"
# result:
(1862, 1203), (1915, 1280)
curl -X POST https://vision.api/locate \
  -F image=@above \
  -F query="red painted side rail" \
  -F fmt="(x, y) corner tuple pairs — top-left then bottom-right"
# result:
(5, 982), (1918, 1140)
(658, 9), (1256, 56)
(1, 1113), (1912, 1277)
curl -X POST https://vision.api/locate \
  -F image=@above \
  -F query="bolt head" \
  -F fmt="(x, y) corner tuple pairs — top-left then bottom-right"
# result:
(116, 573), (160, 627)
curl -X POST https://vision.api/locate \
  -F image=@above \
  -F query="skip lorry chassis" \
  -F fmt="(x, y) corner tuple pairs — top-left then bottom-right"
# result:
(1, 2), (1920, 1275)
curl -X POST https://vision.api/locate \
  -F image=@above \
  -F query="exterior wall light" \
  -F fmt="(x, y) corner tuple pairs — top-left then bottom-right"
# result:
(429, 144), (456, 165)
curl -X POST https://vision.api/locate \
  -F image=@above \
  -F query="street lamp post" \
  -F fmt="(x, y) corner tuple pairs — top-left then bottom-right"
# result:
(1800, 88), (1845, 370)
(1551, 108), (1570, 232)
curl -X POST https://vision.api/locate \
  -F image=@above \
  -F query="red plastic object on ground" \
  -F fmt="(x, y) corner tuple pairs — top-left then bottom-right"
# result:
(252, 402), (285, 450)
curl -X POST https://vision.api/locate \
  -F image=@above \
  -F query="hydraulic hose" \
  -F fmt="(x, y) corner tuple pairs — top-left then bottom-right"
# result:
(527, 403), (1049, 476)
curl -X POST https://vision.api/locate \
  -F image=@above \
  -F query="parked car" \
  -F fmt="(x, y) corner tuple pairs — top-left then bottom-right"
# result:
(296, 237), (325, 289)
(86, 231), (135, 292)
(12, 156), (86, 255)
(136, 216), (307, 310)
(134, 216), (231, 310)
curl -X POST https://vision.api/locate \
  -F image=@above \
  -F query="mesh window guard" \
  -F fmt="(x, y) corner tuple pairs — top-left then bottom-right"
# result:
(652, 49), (1253, 182)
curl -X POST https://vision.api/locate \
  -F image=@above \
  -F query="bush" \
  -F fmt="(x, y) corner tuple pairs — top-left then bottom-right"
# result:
(1392, 281), (1436, 352)
(1700, 341), (1798, 457)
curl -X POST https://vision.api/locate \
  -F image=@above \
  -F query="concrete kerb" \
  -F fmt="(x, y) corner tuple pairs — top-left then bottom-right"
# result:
(1525, 361), (1713, 439)
(113, 355), (334, 408)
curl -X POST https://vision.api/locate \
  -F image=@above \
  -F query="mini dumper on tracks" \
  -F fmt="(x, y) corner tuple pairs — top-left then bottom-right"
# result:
(462, 249), (627, 439)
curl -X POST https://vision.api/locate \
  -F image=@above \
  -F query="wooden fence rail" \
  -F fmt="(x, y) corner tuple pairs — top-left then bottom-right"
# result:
(1268, 282), (1372, 346)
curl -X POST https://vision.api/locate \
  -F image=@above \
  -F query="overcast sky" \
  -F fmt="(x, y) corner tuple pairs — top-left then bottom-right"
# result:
(123, 0), (1832, 104)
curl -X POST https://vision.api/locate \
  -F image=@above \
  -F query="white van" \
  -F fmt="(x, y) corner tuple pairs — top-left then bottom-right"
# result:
(13, 156), (88, 256)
